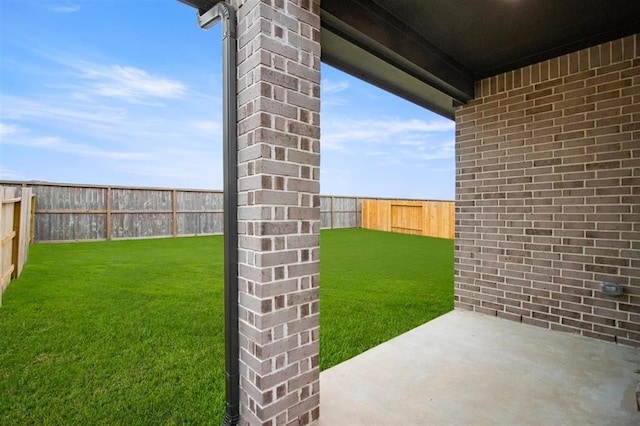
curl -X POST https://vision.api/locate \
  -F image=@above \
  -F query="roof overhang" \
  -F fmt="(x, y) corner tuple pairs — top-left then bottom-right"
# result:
(321, 0), (640, 118)
(321, 7), (472, 119)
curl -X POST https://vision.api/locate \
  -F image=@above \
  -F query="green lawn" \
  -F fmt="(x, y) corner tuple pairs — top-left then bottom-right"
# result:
(0, 229), (453, 424)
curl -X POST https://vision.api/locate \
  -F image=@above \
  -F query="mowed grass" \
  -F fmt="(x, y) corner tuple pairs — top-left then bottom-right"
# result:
(0, 229), (453, 424)
(319, 229), (453, 369)
(0, 237), (226, 424)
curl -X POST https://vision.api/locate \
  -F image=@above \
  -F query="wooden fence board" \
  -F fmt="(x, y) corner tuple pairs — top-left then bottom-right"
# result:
(320, 196), (360, 229)
(177, 212), (224, 236)
(111, 188), (172, 211)
(35, 213), (108, 241)
(177, 190), (224, 211)
(16, 188), (32, 276)
(111, 213), (173, 239)
(1, 188), (13, 297)
(32, 185), (106, 210)
(12, 194), (21, 277)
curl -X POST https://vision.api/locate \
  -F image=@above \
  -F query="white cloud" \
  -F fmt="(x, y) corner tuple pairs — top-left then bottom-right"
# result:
(2, 92), (222, 149)
(320, 116), (455, 171)
(117, 154), (217, 179)
(3, 95), (126, 124)
(384, 119), (454, 133)
(0, 167), (26, 181)
(50, 4), (80, 13)
(321, 78), (351, 108)
(191, 120), (222, 133)
(2, 86), (222, 187)
(403, 139), (455, 161)
(4, 127), (150, 161)
(322, 117), (454, 151)
(15, 50), (188, 104)
(321, 79), (349, 94)
(0, 122), (23, 136)
(80, 64), (187, 103)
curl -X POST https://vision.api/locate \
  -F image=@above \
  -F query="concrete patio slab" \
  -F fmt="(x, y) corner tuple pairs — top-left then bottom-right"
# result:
(319, 310), (640, 425)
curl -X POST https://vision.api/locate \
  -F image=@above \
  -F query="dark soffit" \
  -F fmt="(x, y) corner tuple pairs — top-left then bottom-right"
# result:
(320, 0), (640, 117)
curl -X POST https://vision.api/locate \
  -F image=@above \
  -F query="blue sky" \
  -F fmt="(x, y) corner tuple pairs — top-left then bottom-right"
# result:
(0, 0), (455, 200)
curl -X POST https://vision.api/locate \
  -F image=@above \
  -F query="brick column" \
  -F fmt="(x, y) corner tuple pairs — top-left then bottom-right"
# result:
(232, 0), (321, 424)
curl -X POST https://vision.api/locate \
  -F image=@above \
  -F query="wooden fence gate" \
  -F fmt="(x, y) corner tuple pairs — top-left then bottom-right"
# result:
(1, 187), (34, 304)
(361, 199), (454, 239)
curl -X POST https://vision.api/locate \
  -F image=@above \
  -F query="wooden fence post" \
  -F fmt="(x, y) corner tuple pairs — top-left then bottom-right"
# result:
(0, 189), (6, 293)
(29, 195), (36, 244)
(106, 187), (112, 241)
(11, 195), (21, 279)
(172, 190), (178, 238)
(330, 196), (335, 229)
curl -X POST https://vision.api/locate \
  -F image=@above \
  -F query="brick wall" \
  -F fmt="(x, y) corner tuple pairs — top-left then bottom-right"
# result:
(455, 35), (640, 346)
(234, 0), (321, 424)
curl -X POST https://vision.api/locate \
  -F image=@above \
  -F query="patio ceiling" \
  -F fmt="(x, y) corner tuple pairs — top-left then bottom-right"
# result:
(320, 0), (640, 119)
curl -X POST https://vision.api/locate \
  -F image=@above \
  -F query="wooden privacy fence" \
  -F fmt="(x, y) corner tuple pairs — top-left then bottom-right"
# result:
(1, 186), (34, 304)
(29, 184), (224, 242)
(0, 182), (454, 243)
(361, 198), (454, 239)
(3, 182), (362, 243)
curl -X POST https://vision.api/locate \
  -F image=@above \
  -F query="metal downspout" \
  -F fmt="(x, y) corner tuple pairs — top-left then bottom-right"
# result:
(196, 3), (239, 425)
